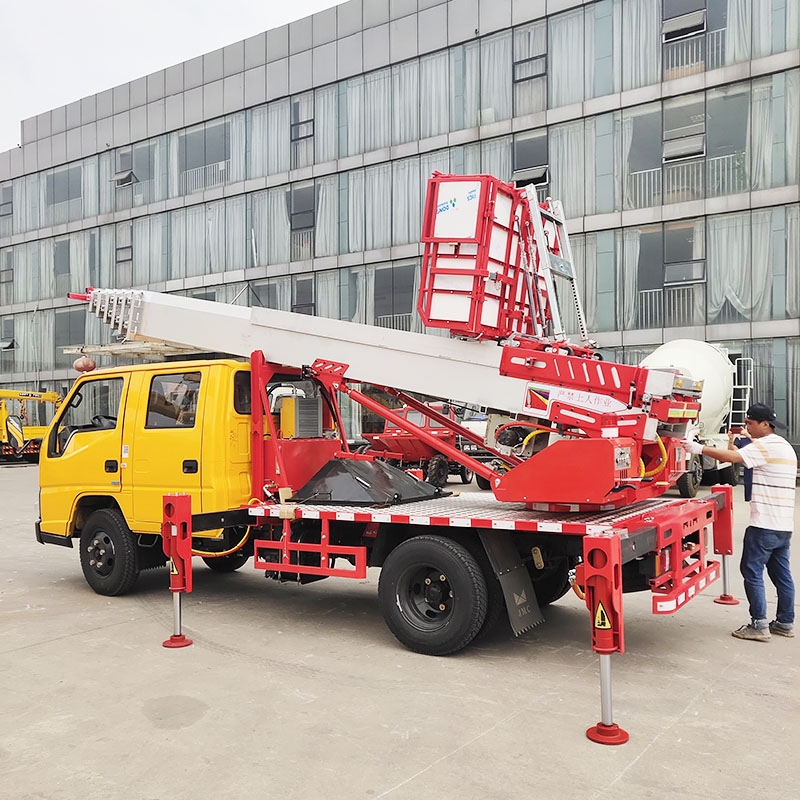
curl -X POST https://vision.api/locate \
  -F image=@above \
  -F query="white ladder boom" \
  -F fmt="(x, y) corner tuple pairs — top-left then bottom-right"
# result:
(86, 289), (532, 415)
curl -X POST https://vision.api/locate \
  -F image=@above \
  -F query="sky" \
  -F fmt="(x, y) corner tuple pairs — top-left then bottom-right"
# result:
(0, 0), (342, 153)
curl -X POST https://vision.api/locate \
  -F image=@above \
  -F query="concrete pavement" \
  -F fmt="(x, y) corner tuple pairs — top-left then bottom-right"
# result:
(1, 463), (798, 800)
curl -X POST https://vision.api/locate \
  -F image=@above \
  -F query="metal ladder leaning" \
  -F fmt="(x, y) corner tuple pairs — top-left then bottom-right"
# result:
(729, 357), (754, 430)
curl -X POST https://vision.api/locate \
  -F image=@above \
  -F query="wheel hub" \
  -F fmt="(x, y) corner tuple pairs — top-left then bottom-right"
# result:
(86, 534), (115, 577)
(401, 567), (454, 626)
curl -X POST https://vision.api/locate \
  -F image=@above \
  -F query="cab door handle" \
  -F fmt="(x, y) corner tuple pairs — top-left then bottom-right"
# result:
(183, 459), (198, 474)
(104, 460), (118, 473)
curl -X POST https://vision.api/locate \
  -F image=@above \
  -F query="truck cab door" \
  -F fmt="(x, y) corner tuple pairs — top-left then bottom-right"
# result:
(129, 368), (206, 533)
(39, 376), (128, 537)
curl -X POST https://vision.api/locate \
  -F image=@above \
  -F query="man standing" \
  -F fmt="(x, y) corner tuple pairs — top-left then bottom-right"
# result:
(683, 403), (796, 641)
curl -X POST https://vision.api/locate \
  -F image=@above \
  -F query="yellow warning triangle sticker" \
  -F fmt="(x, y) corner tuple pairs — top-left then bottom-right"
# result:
(170, 558), (179, 575)
(594, 601), (612, 629)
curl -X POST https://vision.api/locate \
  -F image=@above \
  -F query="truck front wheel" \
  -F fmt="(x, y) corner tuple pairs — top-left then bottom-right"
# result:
(79, 509), (139, 596)
(378, 535), (488, 656)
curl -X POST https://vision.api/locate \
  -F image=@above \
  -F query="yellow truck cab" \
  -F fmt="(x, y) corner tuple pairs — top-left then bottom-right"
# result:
(37, 359), (253, 593)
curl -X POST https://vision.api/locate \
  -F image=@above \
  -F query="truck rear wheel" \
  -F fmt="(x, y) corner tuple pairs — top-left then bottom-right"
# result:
(527, 554), (577, 607)
(425, 454), (450, 488)
(677, 455), (703, 498)
(378, 535), (488, 655)
(475, 474), (491, 491)
(79, 509), (139, 596)
(459, 465), (473, 484)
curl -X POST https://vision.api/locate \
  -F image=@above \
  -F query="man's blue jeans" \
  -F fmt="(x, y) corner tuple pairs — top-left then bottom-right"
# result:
(740, 526), (795, 625)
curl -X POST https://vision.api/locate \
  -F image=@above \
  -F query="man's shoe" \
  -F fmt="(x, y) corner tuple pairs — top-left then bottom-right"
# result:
(732, 623), (771, 642)
(769, 621), (795, 638)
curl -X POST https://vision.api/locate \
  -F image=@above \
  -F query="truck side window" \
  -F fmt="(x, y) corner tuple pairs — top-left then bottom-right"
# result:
(49, 378), (123, 456)
(233, 370), (251, 415)
(146, 372), (201, 429)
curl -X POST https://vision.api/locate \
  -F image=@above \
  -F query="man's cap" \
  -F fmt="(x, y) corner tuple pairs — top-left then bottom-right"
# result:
(745, 403), (787, 430)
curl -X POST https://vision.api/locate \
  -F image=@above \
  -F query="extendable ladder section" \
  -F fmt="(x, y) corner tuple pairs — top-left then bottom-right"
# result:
(522, 192), (590, 346)
(729, 357), (754, 430)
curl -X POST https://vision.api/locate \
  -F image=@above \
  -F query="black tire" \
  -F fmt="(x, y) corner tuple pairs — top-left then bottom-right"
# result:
(459, 465), (473, 484)
(475, 473), (492, 491)
(378, 535), (488, 656)
(202, 550), (250, 572)
(79, 509), (139, 596)
(425, 453), (450, 488)
(677, 454), (703, 498)
(527, 554), (577, 607)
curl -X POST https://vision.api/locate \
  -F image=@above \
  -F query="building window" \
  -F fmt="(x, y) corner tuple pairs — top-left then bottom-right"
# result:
(0, 184), (12, 217)
(178, 120), (230, 194)
(374, 262), (416, 331)
(53, 239), (71, 297)
(115, 142), (157, 208)
(660, 0), (731, 78)
(290, 93), (314, 170)
(288, 183), (315, 262)
(662, 94), (706, 203)
(116, 223), (133, 287)
(0, 315), (14, 374)
(45, 164), (82, 206)
(54, 307), (85, 369)
(513, 129), (549, 198)
(291, 274), (315, 315)
(663, 219), (705, 327)
(0, 250), (13, 306)
(514, 21), (547, 115)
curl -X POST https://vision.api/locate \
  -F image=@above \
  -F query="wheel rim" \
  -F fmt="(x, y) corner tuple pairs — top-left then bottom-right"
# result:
(395, 564), (454, 631)
(85, 532), (116, 577)
(690, 457), (703, 489)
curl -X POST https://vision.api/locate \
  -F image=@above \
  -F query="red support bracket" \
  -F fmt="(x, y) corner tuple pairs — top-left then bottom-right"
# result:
(161, 494), (194, 648)
(710, 483), (740, 606)
(577, 533), (629, 745)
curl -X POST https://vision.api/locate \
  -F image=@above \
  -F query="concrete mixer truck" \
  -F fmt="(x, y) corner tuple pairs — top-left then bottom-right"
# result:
(640, 340), (752, 497)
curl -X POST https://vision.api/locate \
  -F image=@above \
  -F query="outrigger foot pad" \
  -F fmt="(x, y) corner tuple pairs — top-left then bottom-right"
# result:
(586, 722), (629, 745)
(163, 634), (193, 648)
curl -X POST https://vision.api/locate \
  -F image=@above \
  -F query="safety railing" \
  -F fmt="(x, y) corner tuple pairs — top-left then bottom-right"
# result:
(179, 161), (229, 195)
(663, 27), (727, 80)
(637, 283), (705, 329)
(375, 313), (413, 332)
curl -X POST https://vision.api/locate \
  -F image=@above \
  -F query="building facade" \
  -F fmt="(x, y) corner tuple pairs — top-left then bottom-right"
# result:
(0, 0), (798, 437)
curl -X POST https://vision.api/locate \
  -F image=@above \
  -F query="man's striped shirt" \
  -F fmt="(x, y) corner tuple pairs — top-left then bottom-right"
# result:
(739, 433), (797, 531)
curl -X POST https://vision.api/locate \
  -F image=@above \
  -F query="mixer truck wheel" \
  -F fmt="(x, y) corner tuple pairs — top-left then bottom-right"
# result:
(677, 455), (703, 498)
(719, 465), (738, 486)
(459, 465), (473, 484)
(425, 454), (450, 487)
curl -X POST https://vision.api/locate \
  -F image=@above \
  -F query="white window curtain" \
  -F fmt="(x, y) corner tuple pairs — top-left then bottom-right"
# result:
(13, 176), (36, 234)
(270, 276), (292, 310)
(561, 234), (598, 335)
(585, 0), (622, 99)
(228, 112), (246, 183)
(98, 152), (115, 213)
(184, 205), (207, 277)
(132, 218), (150, 285)
(480, 137), (512, 182)
(38, 238), (54, 299)
(19, 308), (54, 372)
(752, 0), (773, 57)
(315, 175), (338, 258)
(480, 32), (513, 123)
(449, 42), (480, 131)
(749, 80), (773, 189)
(787, 71), (799, 185)
(315, 85), (338, 164)
(82, 156), (99, 218)
(315, 270), (339, 319)
(513, 22), (547, 116)
(392, 158), (422, 246)
(550, 121), (587, 218)
(788, 205), (800, 318)
(789, 0), (800, 49)
(226, 196), (246, 271)
(622, 0), (661, 90)
(707, 212), (771, 321)
(266, 186), (290, 264)
(787, 337), (800, 437)
(153, 136), (168, 202)
(365, 69), (392, 152)
(347, 169), (365, 253)
(549, 10), (585, 108)
(620, 229), (640, 329)
(450, 142), (482, 175)
(248, 105), (269, 178)
(751, 209), (774, 321)
(343, 76), (364, 156)
(392, 61), (419, 145)
(249, 191), (268, 267)
(98, 226), (116, 286)
(206, 201), (226, 275)
(365, 164), (391, 250)
(725, 0), (752, 64)
(420, 52), (449, 139)
(586, 113), (620, 215)
(268, 100), (290, 175)
(169, 209), (187, 279)
(149, 215), (167, 282)
(420, 150), (450, 205)
(16, 242), (40, 302)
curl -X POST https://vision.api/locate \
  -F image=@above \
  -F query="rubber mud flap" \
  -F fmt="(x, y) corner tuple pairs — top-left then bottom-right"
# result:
(478, 531), (545, 635)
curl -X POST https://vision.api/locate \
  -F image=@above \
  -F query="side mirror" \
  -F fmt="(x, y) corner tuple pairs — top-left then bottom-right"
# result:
(5, 415), (27, 455)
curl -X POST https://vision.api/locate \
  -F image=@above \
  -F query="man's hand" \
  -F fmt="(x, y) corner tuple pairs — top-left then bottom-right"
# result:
(682, 439), (704, 455)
